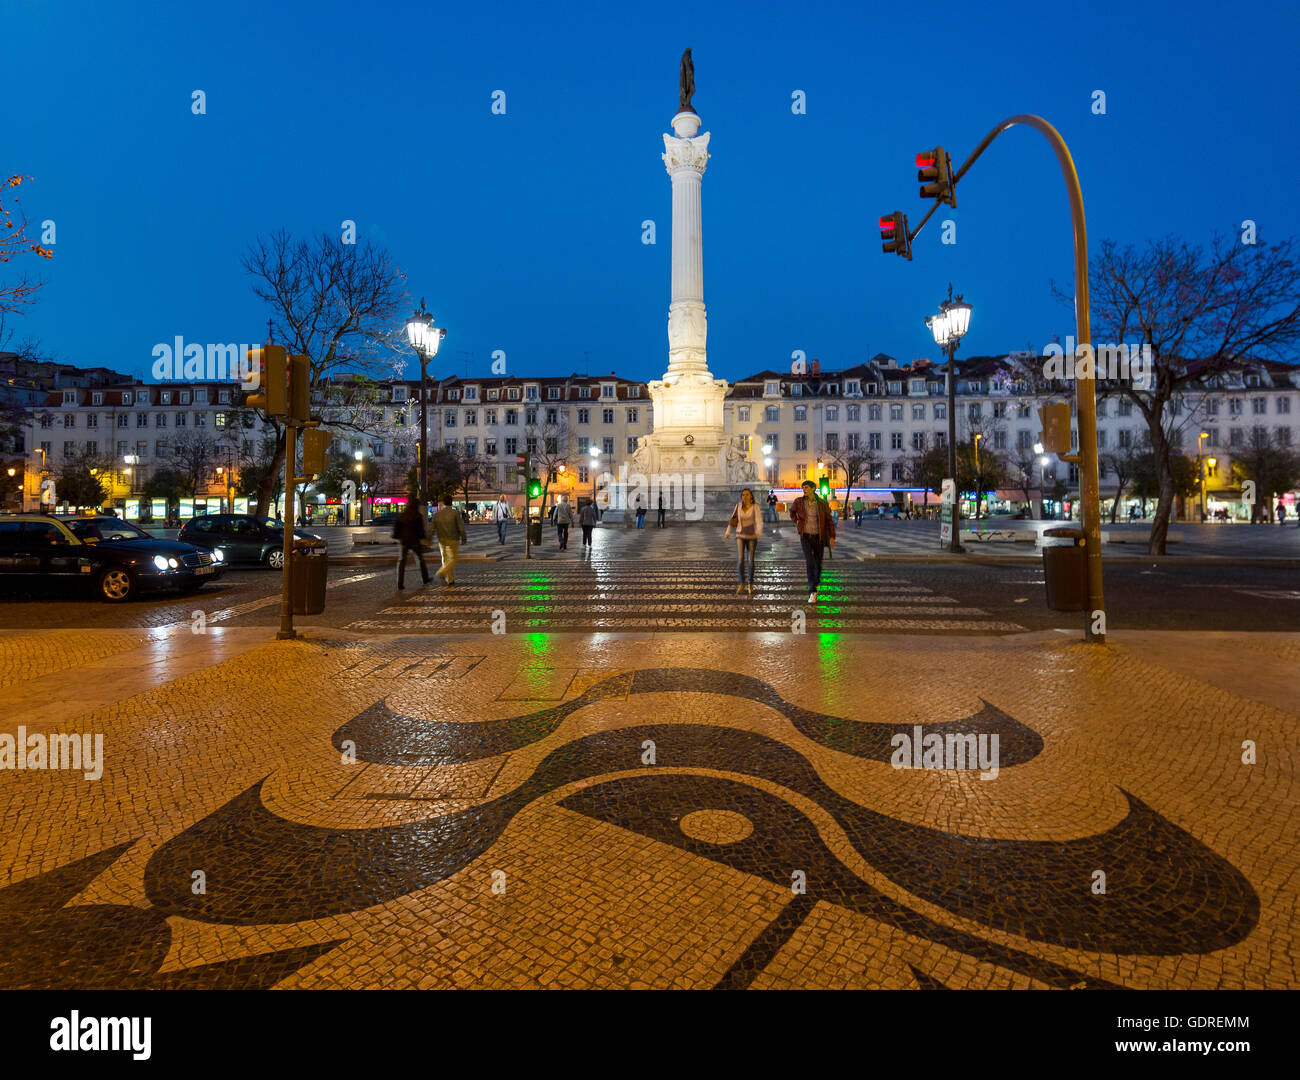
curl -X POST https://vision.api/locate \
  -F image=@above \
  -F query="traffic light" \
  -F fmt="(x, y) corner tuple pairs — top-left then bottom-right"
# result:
(527, 476), (542, 499)
(289, 354), (311, 423)
(879, 212), (911, 260)
(917, 147), (956, 207)
(244, 345), (287, 416)
(302, 428), (332, 478)
(818, 475), (831, 500)
(1037, 401), (1072, 455)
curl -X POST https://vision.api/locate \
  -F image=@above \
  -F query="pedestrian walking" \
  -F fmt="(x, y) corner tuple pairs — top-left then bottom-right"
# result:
(553, 495), (576, 550)
(431, 495), (467, 586)
(724, 487), (763, 597)
(494, 495), (511, 545)
(1277, 500), (1286, 526)
(789, 479), (835, 604)
(853, 496), (864, 526)
(635, 496), (646, 529)
(657, 494), (666, 527)
(393, 498), (431, 590)
(578, 499), (598, 552)
(766, 491), (778, 523)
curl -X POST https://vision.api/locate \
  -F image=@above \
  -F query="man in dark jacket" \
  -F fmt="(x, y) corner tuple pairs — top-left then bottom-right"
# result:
(394, 499), (430, 589)
(789, 480), (836, 603)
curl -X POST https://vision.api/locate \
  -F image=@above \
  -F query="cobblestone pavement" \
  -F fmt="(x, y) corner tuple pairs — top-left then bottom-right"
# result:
(0, 626), (1295, 989)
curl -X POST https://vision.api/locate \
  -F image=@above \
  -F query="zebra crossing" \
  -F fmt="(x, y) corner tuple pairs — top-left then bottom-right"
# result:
(345, 562), (1026, 634)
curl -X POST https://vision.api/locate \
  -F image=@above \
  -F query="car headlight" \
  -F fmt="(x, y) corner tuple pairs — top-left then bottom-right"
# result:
(153, 555), (169, 570)
(168, 557), (180, 569)
(212, 549), (224, 562)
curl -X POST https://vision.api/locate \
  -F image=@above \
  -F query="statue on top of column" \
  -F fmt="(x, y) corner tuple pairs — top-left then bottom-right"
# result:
(679, 48), (696, 113)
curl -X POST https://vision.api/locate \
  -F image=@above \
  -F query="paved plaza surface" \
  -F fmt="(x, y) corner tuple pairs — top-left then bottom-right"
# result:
(0, 625), (1294, 989)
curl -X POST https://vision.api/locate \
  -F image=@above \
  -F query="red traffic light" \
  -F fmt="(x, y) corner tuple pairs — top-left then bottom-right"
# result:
(878, 216), (896, 231)
(879, 211), (911, 260)
(915, 153), (937, 167)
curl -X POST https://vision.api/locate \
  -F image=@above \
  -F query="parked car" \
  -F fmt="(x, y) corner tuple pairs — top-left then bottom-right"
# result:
(0, 514), (225, 602)
(177, 514), (322, 567)
(368, 512), (400, 529)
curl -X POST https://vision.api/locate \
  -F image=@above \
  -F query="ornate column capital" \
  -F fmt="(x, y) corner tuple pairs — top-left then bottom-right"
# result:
(662, 132), (710, 175)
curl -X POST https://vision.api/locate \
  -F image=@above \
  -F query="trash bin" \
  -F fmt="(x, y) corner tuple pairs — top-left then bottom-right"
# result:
(1041, 527), (1086, 612)
(291, 539), (328, 615)
(528, 520), (543, 546)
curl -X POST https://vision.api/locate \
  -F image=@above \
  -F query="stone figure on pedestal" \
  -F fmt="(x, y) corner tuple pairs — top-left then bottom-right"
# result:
(680, 48), (695, 113)
(726, 436), (758, 484)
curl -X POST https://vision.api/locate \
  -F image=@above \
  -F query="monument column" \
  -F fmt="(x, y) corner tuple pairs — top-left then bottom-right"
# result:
(663, 111), (710, 379)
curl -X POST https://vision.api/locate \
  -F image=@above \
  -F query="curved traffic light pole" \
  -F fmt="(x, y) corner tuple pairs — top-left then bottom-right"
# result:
(907, 114), (1106, 644)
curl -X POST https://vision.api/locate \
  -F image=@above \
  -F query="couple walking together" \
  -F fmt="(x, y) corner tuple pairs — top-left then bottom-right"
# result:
(724, 480), (835, 602)
(393, 497), (467, 588)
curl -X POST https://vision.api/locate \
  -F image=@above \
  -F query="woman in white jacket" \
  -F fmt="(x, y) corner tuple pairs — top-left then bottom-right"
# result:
(724, 487), (763, 597)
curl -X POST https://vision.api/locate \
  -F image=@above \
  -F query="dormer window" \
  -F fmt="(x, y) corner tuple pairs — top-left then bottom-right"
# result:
(791, 383), (802, 397)
(1245, 374), (1260, 387)
(392, 386), (408, 402)
(628, 385), (641, 398)
(825, 384), (838, 396)
(887, 381), (902, 395)
(547, 386), (561, 399)
(217, 390), (230, 404)
(464, 386), (478, 400)
(928, 381), (942, 394)
(845, 380), (860, 395)
(910, 379), (925, 394)
(92, 392), (103, 405)
(62, 390), (78, 405)
(579, 386), (591, 398)
(487, 388), (499, 400)
(865, 383), (878, 395)
(448, 389), (461, 400)
(121, 392), (133, 405)
(526, 385), (539, 400)
(507, 386), (521, 400)
(160, 391), (171, 404)
(180, 391), (191, 404)
(765, 381), (779, 396)
(602, 384), (615, 398)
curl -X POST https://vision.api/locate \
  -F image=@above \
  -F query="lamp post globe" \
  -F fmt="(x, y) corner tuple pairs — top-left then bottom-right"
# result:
(405, 299), (447, 507)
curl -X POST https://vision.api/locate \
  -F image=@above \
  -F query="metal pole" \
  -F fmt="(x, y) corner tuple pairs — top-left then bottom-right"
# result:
(419, 354), (429, 505)
(946, 338), (962, 553)
(277, 423), (297, 640)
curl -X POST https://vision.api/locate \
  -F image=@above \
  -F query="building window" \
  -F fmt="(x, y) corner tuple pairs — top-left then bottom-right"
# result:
(628, 385), (641, 398)
(934, 432), (946, 449)
(1228, 397), (1242, 415)
(217, 390), (230, 404)
(889, 404), (903, 421)
(993, 430), (1007, 450)
(845, 432), (860, 450)
(547, 386), (561, 399)
(1118, 429), (1131, 448)
(791, 383), (803, 397)
(464, 386), (477, 401)
(1017, 430), (1033, 449)
(577, 436), (590, 453)
(447, 389), (461, 401)
(194, 413), (207, 427)
(504, 437), (518, 455)
(968, 403), (981, 420)
(796, 464), (807, 481)
(846, 405), (860, 422)
(887, 381), (902, 395)
(765, 381), (779, 396)
(525, 408), (538, 426)
(891, 462), (904, 482)
(194, 389), (207, 404)
(911, 403), (925, 420)
(526, 385), (539, 400)
(91, 392), (103, 405)
(526, 436), (537, 454)
(824, 432), (839, 451)
(579, 386), (591, 399)
(1229, 427), (1243, 446)
(577, 408), (590, 424)
(868, 432), (881, 451)
(766, 434), (778, 451)
(154, 440), (167, 457)
(601, 384), (614, 398)
(1252, 397), (1267, 415)
(846, 380), (861, 396)
(175, 412), (187, 427)
(486, 440), (498, 457)
(63, 413), (76, 428)
(890, 432), (903, 450)
(464, 438), (477, 457)
(180, 391), (191, 404)
(1277, 397), (1291, 414)
(794, 405), (807, 422)
(63, 440), (75, 457)
(486, 388), (499, 401)
(868, 405), (881, 421)
(602, 408), (615, 424)
(155, 413), (167, 427)
(136, 413), (148, 428)
(626, 437), (638, 454)
(825, 405), (838, 421)
(464, 409), (477, 425)
(911, 431), (925, 450)
(121, 392), (133, 405)
(795, 433), (807, 451)
(507, 387), (520, 400)
(736, 406), (750, 423)
(764, 406), (779, 422)
(86, 414), (98, 429)
(626, 407), (639, 423)
(601, 437), (614, 454)
(505, 409), (518, 425)
(1278, 426), (1291, 445)
(993, 402), (1007, 418)
(935, 403), (947, 419)
(485, 409), (497, 425)
(444, 410), (457, 426)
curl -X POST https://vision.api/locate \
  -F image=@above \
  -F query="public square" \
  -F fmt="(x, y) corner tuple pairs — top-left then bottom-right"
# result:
(3, 0), (1298, 1060)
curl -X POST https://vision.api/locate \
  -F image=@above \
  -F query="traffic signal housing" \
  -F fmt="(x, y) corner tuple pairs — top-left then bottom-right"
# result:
(527, 476), (542, 499)
(244, 345), (287, 416)
(917, 147), (956, 207)
(301, 428), (332, 478)
(1038, 401), (1072, 455)
(879, 212), (911, 260)
(818, 475), (831, 500)
(289, 354), (311, 423)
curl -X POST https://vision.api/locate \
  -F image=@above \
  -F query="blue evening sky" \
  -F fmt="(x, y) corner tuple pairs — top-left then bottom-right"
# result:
(5, 0), (1297, 384)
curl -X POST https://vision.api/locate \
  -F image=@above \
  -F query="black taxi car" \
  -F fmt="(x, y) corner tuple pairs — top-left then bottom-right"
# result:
(177, 514), (322, 567)
(0, 514), (225, 602)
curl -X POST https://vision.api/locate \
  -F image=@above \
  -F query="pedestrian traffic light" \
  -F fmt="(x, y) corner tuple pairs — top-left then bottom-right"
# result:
(818, 475), (831, 499)
(528, 476), (542, 499)
(879, 212), (911, 259)
(289, 354), (311, 423)
(244, 345), (287, 416)
(302, 427), (332, 478)
(917, 147), (956, 207)
(1037, 401), (1072, 455)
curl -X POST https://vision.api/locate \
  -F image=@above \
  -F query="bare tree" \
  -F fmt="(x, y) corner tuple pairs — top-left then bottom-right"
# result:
(523, 414), (577, 512)
(1059, 233), (1300, 553)
(171, 430), (220, 497)
(1, 176), (53, 313)
(821, 438), (879, 516)
(1101, 446), (1141, 523)
(241, 230), (407, 514)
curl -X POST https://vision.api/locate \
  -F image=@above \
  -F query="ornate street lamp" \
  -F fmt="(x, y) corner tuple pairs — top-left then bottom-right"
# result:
(405, 299), (446, 506)
(927, 286), (972, 553)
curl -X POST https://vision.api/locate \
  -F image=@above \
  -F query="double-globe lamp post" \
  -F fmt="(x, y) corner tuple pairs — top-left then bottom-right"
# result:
(404, 300), (447, 510)
(925, 291), (972, 554)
